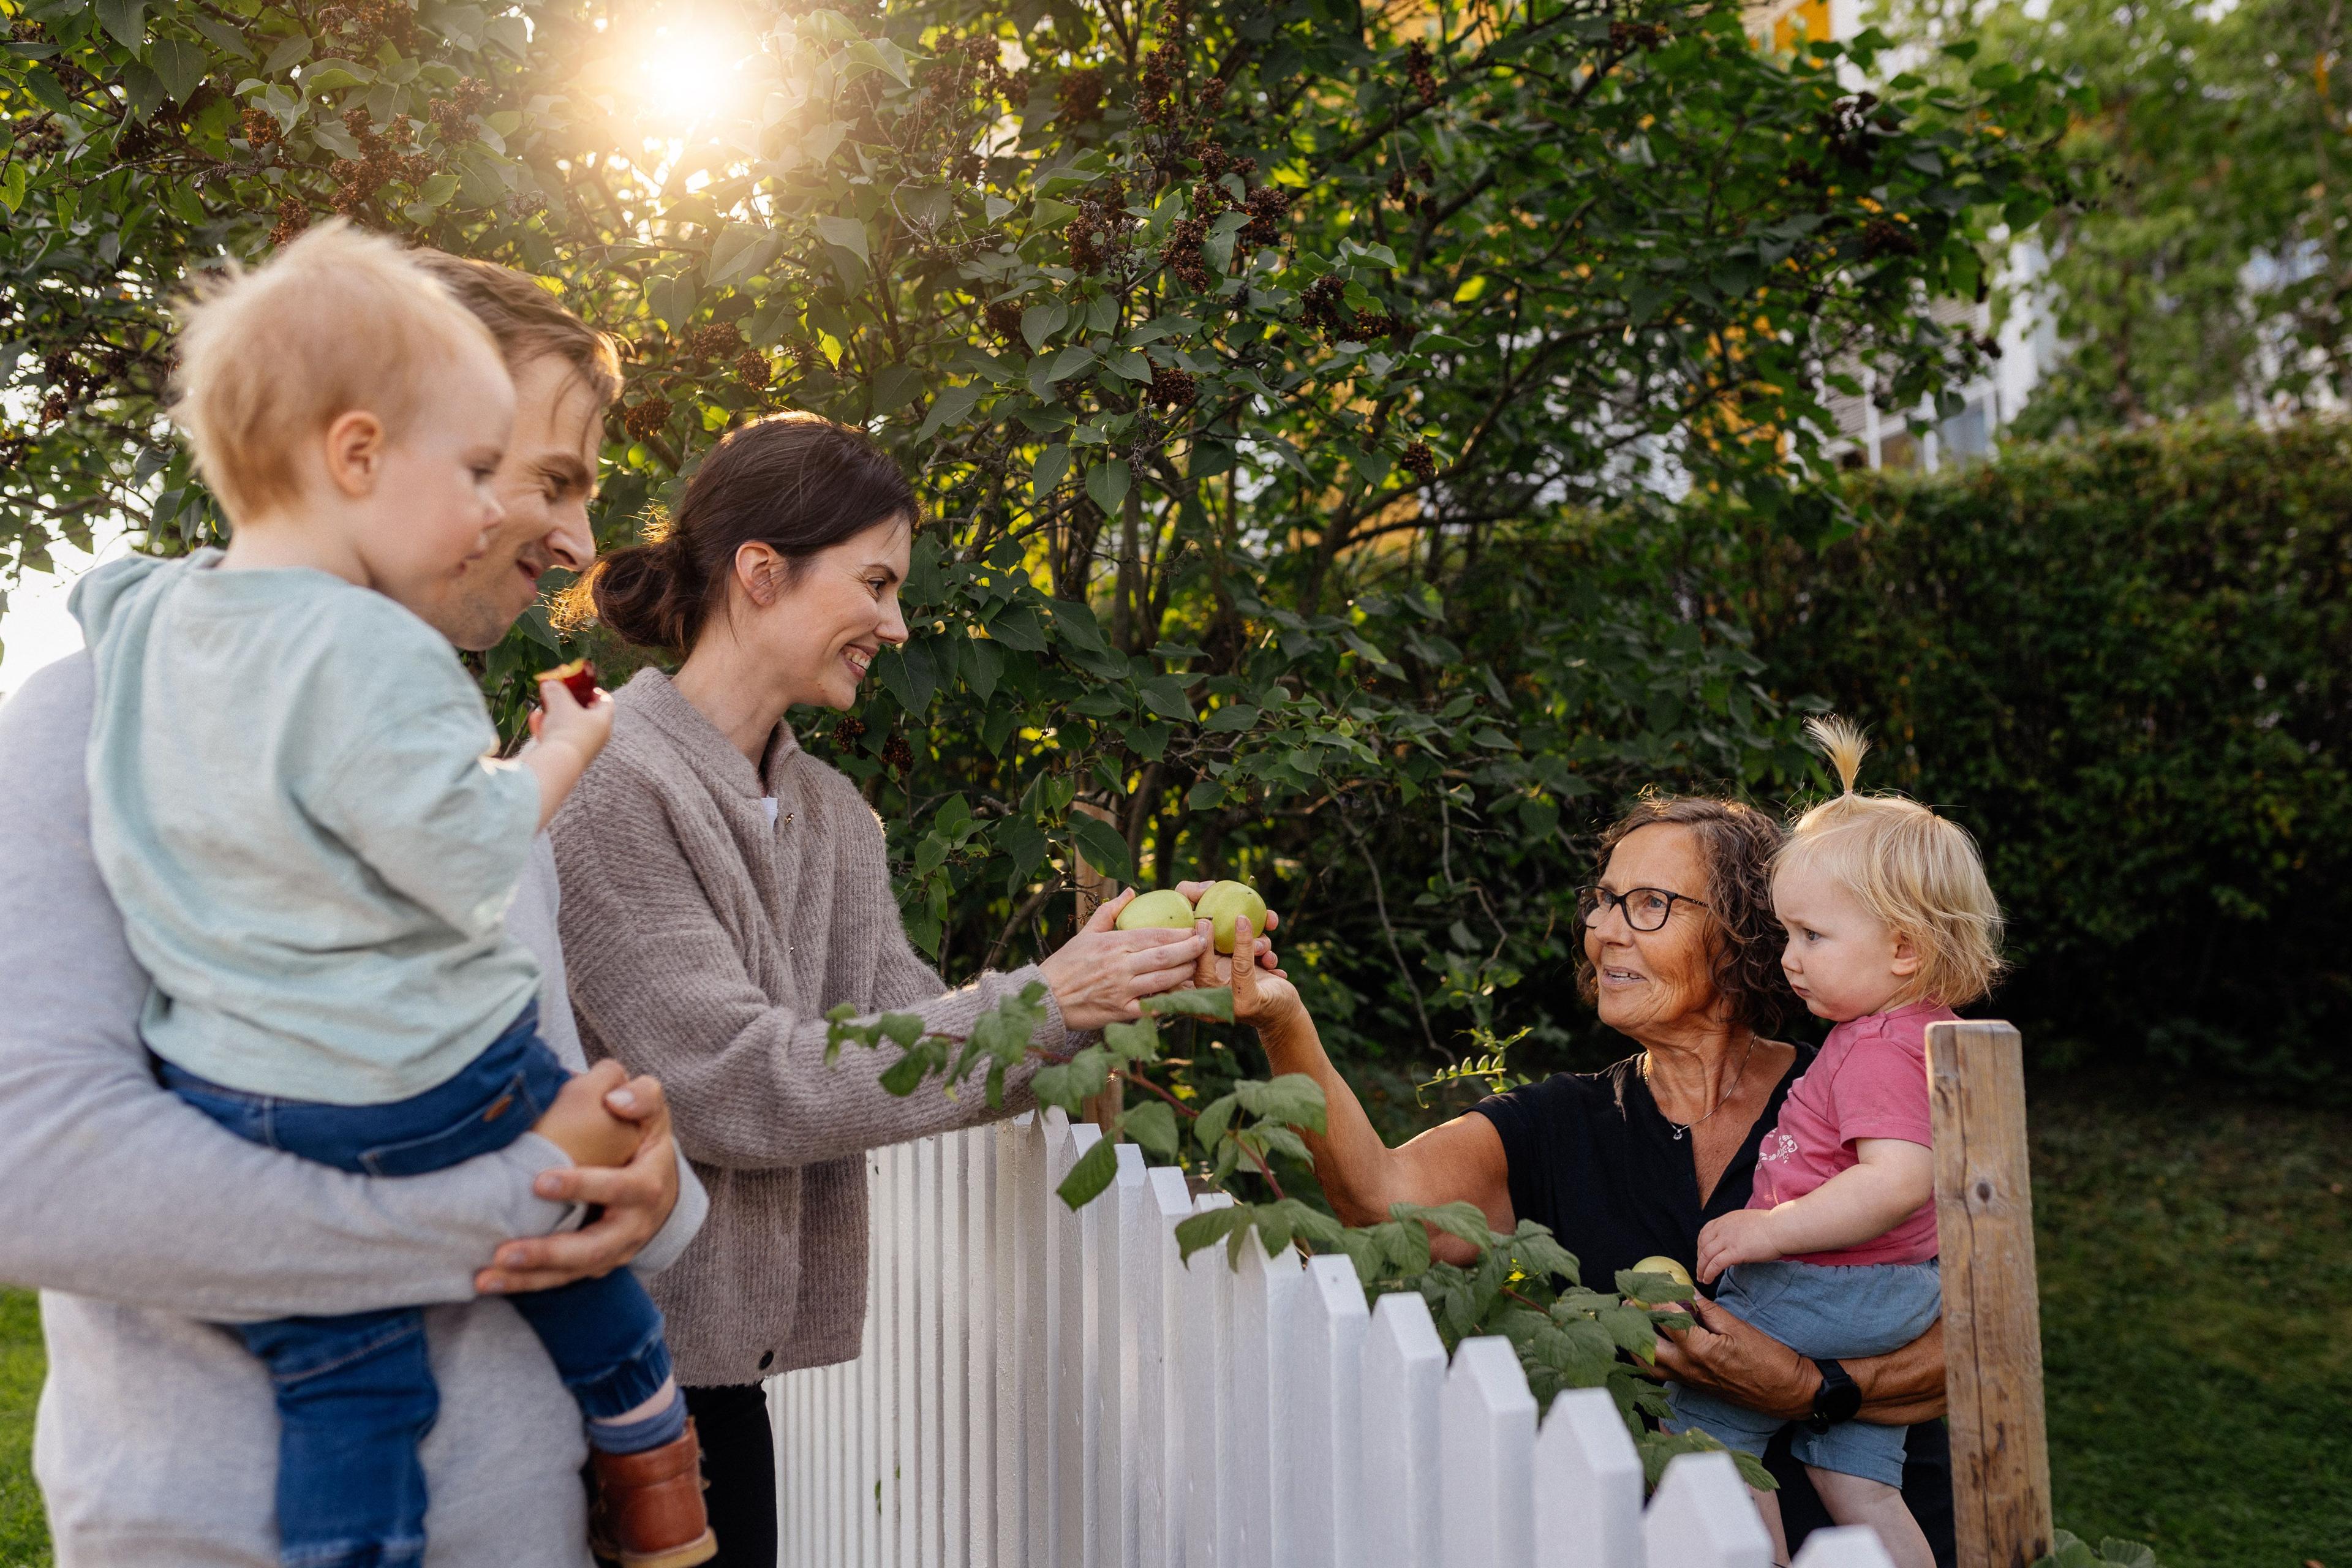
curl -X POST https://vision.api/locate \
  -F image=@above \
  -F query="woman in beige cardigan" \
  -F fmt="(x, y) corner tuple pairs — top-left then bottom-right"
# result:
(551, 413), (1243, 1563)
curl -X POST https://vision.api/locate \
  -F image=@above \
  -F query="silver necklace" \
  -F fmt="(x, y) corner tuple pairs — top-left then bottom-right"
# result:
(1648, 1036), (1754, 1142)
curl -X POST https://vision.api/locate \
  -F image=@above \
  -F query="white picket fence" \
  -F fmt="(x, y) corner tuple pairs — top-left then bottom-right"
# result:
(767, 1109), (1894, 1568)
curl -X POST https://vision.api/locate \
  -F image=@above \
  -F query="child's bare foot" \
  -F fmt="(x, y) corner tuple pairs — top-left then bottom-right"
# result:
(533, 1061), (643, 1169)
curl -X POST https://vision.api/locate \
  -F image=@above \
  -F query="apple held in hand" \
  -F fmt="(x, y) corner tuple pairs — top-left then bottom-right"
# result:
(537, 658), (600, 707)
(1115, 888), (1198, 930)
(1193, 880), (1268, 955)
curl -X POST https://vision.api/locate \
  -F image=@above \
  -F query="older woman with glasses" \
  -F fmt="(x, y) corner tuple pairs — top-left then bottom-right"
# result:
(1219, 793), (1958, 1564)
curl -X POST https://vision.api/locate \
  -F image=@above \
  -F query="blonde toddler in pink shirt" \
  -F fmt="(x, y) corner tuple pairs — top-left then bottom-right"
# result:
(1671, 718), (2005, 1568)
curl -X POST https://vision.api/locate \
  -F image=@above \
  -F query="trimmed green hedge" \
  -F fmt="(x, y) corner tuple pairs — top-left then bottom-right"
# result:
(1717, 421), (2351, 1094)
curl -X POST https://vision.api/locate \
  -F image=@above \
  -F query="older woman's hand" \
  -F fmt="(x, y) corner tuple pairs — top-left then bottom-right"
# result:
(1651, 1294), (1950, 1426)
(1041, 889), (1212, 1030)
(1188, 915), (1303, 1031)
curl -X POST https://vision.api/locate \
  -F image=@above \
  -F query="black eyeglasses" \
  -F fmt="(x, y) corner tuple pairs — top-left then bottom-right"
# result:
(1578, 885), (1709, 933)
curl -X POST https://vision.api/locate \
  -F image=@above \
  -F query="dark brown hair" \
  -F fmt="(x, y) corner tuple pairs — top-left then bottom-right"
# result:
(410, 249), (622, 407)
(1574, 793), (1800, 1036)
(576, 412), (919, 655)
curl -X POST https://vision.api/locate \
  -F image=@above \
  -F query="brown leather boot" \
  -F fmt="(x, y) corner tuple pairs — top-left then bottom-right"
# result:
(588, 1418), (717, 1568)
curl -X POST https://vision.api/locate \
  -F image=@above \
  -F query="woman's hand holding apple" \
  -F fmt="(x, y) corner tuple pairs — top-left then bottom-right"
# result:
(1039, 889), (1212, 1030)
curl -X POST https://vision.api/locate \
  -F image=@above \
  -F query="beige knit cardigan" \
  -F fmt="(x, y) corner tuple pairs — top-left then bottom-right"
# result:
(550, 669), (1070, 1386)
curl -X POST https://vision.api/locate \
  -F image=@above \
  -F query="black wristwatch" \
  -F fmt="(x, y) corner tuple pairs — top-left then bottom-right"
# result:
(1806, 1357), (1861, 1433)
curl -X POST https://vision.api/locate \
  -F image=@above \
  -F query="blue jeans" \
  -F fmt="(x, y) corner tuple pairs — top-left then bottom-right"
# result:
(160, 1005), (676, 1568)
(1668, 1257), (1942, 1487)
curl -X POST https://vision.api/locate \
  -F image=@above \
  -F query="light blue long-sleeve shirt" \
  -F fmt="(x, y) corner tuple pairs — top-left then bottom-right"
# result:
(72, 552), (545, 1103)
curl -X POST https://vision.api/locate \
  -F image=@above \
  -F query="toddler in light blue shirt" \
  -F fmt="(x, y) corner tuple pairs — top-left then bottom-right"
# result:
(71, 222), (712, 1568)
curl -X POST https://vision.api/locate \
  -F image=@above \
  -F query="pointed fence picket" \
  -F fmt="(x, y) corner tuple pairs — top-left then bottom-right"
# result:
(772, 1118), (1785, 1568)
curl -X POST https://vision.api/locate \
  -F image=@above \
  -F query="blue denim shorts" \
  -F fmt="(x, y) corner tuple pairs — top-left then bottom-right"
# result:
(154, 1003), (568, 1177)
(1668, 1257), (1942, 1487)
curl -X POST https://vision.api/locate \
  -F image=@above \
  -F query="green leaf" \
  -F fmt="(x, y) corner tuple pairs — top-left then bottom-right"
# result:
(1193, 1091), (1239, 1153)
(1030, 197), (1079, 230)
(872, 364), (925, 416)
(1121, 1099), (1180, 1159)
(1174, 1202), (1250, 1262)
(916, 382), (982, 441)
(23, 69), (74, 116)
(1056, 1132), (1120, 1208)
(119, 63), (167, 123)
(1085, 459), (1130, 515)
(1031, 443), (1071, 494)
(1142, 986), (1233, 1021)
(815, 214), (869, 262)
(1234, 1073), (1328, 1134)
(150, 36), (207, 104)
(96, 0), (146, 49)
(0, 162), (24, 217)
(1102, 1019), (1158, 1061)
(1019, 301), (1067, 353)
(1045, 346), (1096, 383)
(1203, 703), (1259, 733)
(1068, 810), (1131, 881)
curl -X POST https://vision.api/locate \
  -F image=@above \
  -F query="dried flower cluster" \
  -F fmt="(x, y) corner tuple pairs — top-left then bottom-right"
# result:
(1401, 440), (1437, 483)
(1404, 41), (1441, 108)
(315, 1), (418, 56)
(622, 398), (673, 442)
(329, 107), (437, 219)
(1147, 363), (1197, 409)
(1608, 20), (1670, 49)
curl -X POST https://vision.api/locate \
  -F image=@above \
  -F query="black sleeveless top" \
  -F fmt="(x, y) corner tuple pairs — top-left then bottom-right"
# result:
(1469, 1049), (1956, 1568)
(1468, 1047), (1813, 1287)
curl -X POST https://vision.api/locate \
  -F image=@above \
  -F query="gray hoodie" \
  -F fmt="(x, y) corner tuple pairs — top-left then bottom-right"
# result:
(0, 650), (708, 1567)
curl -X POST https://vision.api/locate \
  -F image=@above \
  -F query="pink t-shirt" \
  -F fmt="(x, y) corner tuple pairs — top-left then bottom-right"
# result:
(1746, 1001), (1952, 1266)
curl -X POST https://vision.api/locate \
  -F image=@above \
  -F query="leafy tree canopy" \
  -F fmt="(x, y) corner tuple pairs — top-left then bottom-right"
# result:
(0, 0), (2062, 1065)
(1882, 0), (2350, 431)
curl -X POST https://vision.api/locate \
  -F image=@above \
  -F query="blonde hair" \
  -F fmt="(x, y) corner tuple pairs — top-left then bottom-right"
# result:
(168, 221), (502, 522)
(1779, 715), (2005, 1006)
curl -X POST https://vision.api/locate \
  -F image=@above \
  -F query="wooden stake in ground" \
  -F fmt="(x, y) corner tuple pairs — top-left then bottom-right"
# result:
(1928, 1019), (2054, 1568)
(1072, 800), (1124, 1133)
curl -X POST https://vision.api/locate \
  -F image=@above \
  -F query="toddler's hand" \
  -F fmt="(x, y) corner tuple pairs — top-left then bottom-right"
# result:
(532, 1059), (643, 1169)
(529, 673), (615, 765)
(1695, 1208), (1785, 1284)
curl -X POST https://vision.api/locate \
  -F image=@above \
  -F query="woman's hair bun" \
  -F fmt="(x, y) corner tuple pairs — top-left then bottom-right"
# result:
(576, 526), (701, 655)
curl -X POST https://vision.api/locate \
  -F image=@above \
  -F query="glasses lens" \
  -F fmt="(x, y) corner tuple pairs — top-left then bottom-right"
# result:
(1627, 890), (1672, 931)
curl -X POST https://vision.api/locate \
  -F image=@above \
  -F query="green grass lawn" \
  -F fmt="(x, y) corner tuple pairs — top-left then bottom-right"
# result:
(0, 1079), (2343, 1567)
(0, 1290), (44, 1568)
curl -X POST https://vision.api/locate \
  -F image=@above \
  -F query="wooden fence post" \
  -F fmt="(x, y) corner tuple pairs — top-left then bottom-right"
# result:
(1928, 1020), (2054, 1568)
(1072, 799), (1124, 1133)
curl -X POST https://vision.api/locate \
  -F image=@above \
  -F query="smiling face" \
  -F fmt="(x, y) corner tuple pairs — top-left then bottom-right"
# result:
(1773, 858), (1918, 1022)
(734, 511), (913, 710)
(410, 352), (604, 651)
(1582, 824), (1726, 1042)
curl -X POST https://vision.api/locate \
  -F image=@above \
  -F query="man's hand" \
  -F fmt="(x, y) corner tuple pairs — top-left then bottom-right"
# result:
(473, 1068), (680, 1295)
(1695, 1207), (1785, 1283)
(1648, 1292), (1820, 1422)
(1189, 916), (1303, 1031)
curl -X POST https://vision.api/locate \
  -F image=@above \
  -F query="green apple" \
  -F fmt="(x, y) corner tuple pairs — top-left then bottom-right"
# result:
(1193, 880), (1268, 955)
(1115, 888), (1197, 931)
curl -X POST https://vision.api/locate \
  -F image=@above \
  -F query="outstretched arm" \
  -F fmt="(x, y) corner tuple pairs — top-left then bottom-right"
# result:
(1210, 918), (1513, 1262)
